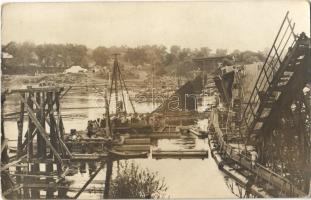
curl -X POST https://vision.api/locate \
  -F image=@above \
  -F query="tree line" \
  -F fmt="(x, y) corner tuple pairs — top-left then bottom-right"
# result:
(2, 41), (266, 76)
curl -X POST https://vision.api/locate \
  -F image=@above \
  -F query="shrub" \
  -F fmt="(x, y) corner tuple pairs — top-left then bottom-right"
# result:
(110, 161), (167, 199)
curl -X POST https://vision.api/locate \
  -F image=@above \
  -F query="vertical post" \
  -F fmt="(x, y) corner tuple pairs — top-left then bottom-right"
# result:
(46, 91), (54, 198)
(48, 92), (57, 157)
(26, 90), (39, 198)
(16, 93), (25, 185)
(40, 92), (47, 157)
(109, 64), (115, 108)
(46, 162), (54, 198)
(51, 91), (64, 195)
(105, 90), (112, 138)
(1, 91), (18, 199)
(104, 160), (113, 199)
(36, 92), (42, 158)
(152, 63), (155, 108)
(23, 92), (31, 199)
(56, 91), (65, 141)
(27, 91), (34, 162)
(114, 59), (118, 114)
(54, 91), (65, 156)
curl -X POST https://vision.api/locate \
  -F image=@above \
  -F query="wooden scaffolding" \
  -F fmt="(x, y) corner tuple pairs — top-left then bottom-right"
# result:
(3, 86), (72, 199)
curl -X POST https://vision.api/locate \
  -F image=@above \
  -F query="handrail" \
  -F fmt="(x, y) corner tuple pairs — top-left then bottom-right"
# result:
(212, 110), (306, 197)
(241, 12), (297, 138)
(241, 11), (289, 124)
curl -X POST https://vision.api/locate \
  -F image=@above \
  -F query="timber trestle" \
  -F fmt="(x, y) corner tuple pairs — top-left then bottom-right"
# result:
(3, 86), (72, 199)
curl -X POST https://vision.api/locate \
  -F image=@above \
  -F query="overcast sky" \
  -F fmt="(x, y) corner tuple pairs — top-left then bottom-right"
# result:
(1, 1), (310, 52)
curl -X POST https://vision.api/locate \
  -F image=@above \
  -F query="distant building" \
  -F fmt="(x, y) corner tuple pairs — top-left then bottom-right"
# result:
(192, 56), (233, 72)
(2, 52), (13, 59)
(1, 52), (13, 71)
(65, 66), (87, 73)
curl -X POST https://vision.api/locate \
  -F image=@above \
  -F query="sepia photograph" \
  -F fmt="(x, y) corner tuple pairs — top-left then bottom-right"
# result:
(1, 0), (310, 199)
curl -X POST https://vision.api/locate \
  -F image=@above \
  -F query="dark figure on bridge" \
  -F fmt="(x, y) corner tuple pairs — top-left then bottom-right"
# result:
(87, 120), (95, 138)
(101, 118), (106, 128)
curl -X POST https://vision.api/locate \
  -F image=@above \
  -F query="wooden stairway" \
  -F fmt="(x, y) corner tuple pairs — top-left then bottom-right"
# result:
(241, 12), (311, 142)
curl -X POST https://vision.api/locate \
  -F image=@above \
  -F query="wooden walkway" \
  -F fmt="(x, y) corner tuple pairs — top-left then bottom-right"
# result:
(211, 110), (307, 197)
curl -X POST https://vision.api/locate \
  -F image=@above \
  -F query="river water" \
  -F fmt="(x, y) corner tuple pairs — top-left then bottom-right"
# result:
(3, 86), (236, 199)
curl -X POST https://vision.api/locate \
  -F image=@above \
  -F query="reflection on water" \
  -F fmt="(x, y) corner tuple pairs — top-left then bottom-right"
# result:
(2, 88), (235, 198)
(64, 138), (235, 199)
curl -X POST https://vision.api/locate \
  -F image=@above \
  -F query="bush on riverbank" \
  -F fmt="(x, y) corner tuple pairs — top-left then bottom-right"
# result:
(110, 161), (167, 199)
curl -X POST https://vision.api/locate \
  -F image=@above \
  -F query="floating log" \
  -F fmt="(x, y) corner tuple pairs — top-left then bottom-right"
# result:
(152, 150), (208, 159)
(114, 145), (150, 152)
(123, 138), (150, 145)
(71, 153), (108, 161)
(108, 150), (148, 159)
(128, 133), (181, 139)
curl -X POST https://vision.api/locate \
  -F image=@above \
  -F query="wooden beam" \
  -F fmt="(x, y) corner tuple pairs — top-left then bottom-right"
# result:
(1, 155), (27, 171)
(74, 165), (103, 199)
(12, 173), (59, 179)
(10, 86), (63, 93)
(21, 128), (37, 150)
(2, 185), (23, 196)
(60, 86), (72, 99)
(1, 138), (8, 153)
(31, 96), (51, 127)
(59, 138), (72, 158)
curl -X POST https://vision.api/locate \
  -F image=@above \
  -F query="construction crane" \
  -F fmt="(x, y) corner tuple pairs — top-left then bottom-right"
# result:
(108, 53), (136, 115)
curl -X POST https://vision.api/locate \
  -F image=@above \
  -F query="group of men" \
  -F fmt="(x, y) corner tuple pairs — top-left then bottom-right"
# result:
(86, 113), (153, 138)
